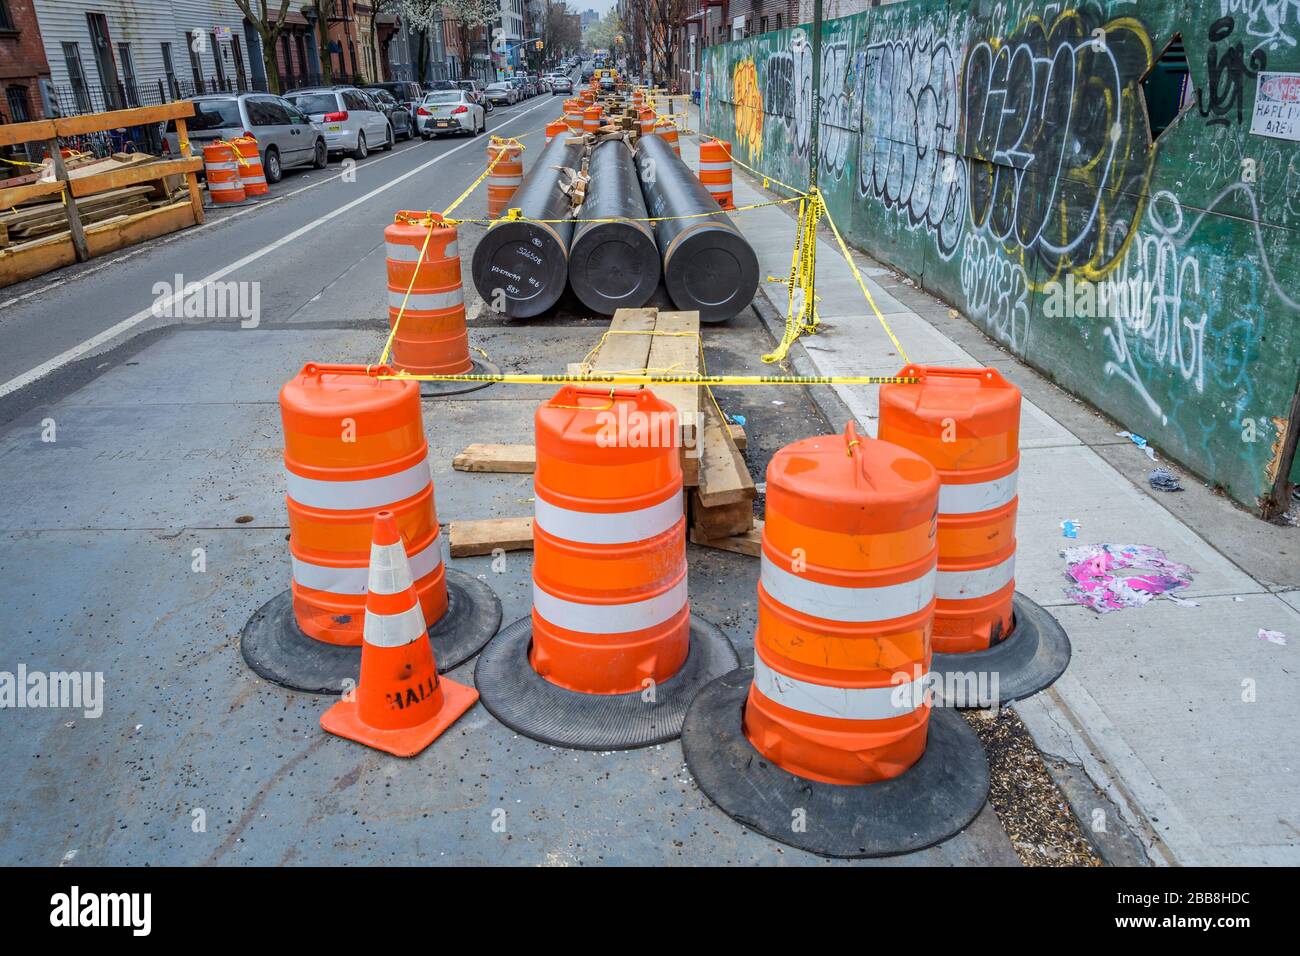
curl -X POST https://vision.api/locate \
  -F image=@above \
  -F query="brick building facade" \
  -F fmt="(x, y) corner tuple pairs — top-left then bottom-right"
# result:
(0, 0), (52, 126)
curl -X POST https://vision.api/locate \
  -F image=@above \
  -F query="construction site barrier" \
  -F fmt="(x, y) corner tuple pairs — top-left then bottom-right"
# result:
(680, 422), (991, 858)
(698, 138), (734, 210)
(563, 99), (584, 132)
(232, 136), (268, 197)
(879, 366), (1072, 706)
(583, 105), (603, 134)
(545, 119), (569, 143)
(202, 141), (245, 204)
(485, 140), (523, 219)
(385, 211), (472, 377)
(239, 363), (501, 694)
(320, 511), (479, 757)
(473, 386), (739, 750)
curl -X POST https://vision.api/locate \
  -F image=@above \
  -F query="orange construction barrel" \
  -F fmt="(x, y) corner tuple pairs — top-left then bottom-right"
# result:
(385, 211), (472, 378)
(240, 363), (501, 694)
(202, 141), (245, 204)
(232, 135), (268, 196)
(680, 422), (991, 858)
(486, 139), (523, 218)
(698, 138), (734, 209)
(545, 119), (569, 143)
(473, 386), (739, 750)
(877, 365), (1071, 708)
(583, 105), (603, 134)
(563, 99), (584, 131)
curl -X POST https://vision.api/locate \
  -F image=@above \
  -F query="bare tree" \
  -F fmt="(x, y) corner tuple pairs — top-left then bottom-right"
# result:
(420, 0), (501, 81)
(234, 0), (294, 94)
(311, 1), (337, 84)
(364, 0), (400, 82)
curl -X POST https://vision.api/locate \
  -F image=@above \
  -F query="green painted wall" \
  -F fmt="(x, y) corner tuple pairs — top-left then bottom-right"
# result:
(701, 0), (1300, 514)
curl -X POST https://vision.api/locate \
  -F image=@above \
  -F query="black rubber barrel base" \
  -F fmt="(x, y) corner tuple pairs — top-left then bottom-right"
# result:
(681, 667), (990, 858)
(930, 592), (1072, 708)
(240, 568), (503, 695)
(417, 356), (500, 398)
(474, 614), (739, 750)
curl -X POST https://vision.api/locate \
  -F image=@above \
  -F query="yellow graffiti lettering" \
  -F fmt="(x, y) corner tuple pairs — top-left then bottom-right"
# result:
(733, 58), (764, 162)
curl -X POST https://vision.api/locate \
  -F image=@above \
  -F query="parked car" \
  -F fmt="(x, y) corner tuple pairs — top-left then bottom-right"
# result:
(415, 90), (486, 138)
(362, 87), (415, 141)
(363, 81), (423, 121)
(509, 76), (530, 99)
(485, 82), (518, 106)
(549, 74), (573, 94)
(164, 92), (327, 183)
(286, 86), (393, 159)
(424, 80), (457, 92)
(457, 80), (492, 112)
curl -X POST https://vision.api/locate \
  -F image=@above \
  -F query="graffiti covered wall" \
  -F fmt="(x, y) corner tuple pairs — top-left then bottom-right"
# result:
(701, 0), (1300, 514)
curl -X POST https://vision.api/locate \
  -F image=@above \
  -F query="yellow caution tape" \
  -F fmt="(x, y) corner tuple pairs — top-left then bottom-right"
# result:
(377, 212), (437, 368)
(378, 371), (920, 386)
(446, 194), (803, 227)
(442, 136), (524, 220)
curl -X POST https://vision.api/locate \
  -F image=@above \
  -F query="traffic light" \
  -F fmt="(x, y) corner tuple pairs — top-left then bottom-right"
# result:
(535, 40), (543, 50)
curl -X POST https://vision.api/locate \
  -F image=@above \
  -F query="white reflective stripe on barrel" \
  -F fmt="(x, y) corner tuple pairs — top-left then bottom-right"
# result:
(533, 576), (687, 634)
(936, 553), (1015, 601)
(205, 162), (239, 173)
(364, 603), (426, 648)
(704, 183), (731, 193)
(761, 556), (935, 622)
(938, 469), (1018, 515)
(386, 240), (459, 262)
(698, 161), (731, 171)
(752, 653), (926, 720)
(387, 288), (464, 311)
(240, 175), (267, 184)
(292, 534), (442, 595)
(285, 456), (431, 511)
(489, 174), (523, 187)
(534, 493), (681, 545)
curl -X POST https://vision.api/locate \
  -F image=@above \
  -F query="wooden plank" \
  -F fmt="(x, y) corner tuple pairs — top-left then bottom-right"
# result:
(448, 517), (534, 557)
(0, 180), (65, 209)
(83, 200), (196, 257)
(0, 120), (57, 148)
(452, 443), (536, 473)
(689, 520), (763, 558)
(645, 308), (701, 446)
(45, 139), (87, 263)
(589, 306), (656, 372)
(69, 157), (203, 198)
(729, 424), (747, 451)
(174, 117), (205, 225)
(51, 102), (196, 138)
(0, 236), (78, 288)
(690, 489), (753, 538)
(696, 396), (756, 508)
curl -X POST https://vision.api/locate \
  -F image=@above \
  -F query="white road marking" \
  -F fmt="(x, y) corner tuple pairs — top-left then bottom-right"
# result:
(0, 98), (555, 400)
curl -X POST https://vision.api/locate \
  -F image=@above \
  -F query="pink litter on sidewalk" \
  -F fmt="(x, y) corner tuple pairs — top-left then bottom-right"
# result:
(1061, 543), (1196, 613)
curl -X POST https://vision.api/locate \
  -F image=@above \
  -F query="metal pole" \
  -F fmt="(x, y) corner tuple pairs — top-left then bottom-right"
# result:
(806, 0), (823, 318)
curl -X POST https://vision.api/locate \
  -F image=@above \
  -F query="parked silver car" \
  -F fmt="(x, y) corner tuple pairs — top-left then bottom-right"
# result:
(485, 82), (518, 106)
(164, 93), (328, 183)
(457, 80), (492, 112)
(286, 86), (393, 159)
(416, 90), (487, 138)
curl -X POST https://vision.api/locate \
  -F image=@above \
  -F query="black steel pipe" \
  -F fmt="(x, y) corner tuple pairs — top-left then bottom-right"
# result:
(634, 132), (759, 323)
(568, 140), (661, 314)
(471, 133), (584, 318)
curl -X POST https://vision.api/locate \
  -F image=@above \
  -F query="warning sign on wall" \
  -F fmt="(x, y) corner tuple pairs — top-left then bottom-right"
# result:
(1250, 72), (1300, 142)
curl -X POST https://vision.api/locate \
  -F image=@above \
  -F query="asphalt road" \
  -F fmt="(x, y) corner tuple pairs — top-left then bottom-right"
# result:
(0, 94), (560, 404)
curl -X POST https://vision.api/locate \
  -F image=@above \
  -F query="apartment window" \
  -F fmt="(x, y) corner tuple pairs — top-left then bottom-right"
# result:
(776, 15), (783, 30)
(118, 43), (139, 106)
(211, 34), (227, 89)
(5, 85), (30, 122)
(231, 39), (248, 90)
(281, 34), (294, 84)
(161, 42), (179, 97)
(187, 36), (205, 92)
(63, 42), (93, 113)
(0, 1), (15, 32)
(760, 17), (768, 33)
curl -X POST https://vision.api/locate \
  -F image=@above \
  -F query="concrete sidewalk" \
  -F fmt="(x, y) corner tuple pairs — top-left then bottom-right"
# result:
(680, 113), (1300, 866)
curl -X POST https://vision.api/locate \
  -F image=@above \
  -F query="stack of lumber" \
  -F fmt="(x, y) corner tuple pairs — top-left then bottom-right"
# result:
(447, 307), (759, 558)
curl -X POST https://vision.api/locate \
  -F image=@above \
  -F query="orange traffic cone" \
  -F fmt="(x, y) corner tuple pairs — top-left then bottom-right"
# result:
(320, 511), (478, 757)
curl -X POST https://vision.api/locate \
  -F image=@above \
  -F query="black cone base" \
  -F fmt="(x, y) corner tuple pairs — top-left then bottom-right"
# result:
(681, 667), (990, 858)
(930, 592), (1072, 707)
(473, 614), (738, 750)
(240, 568), (502, 695)
(416, 356), (501, 398)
